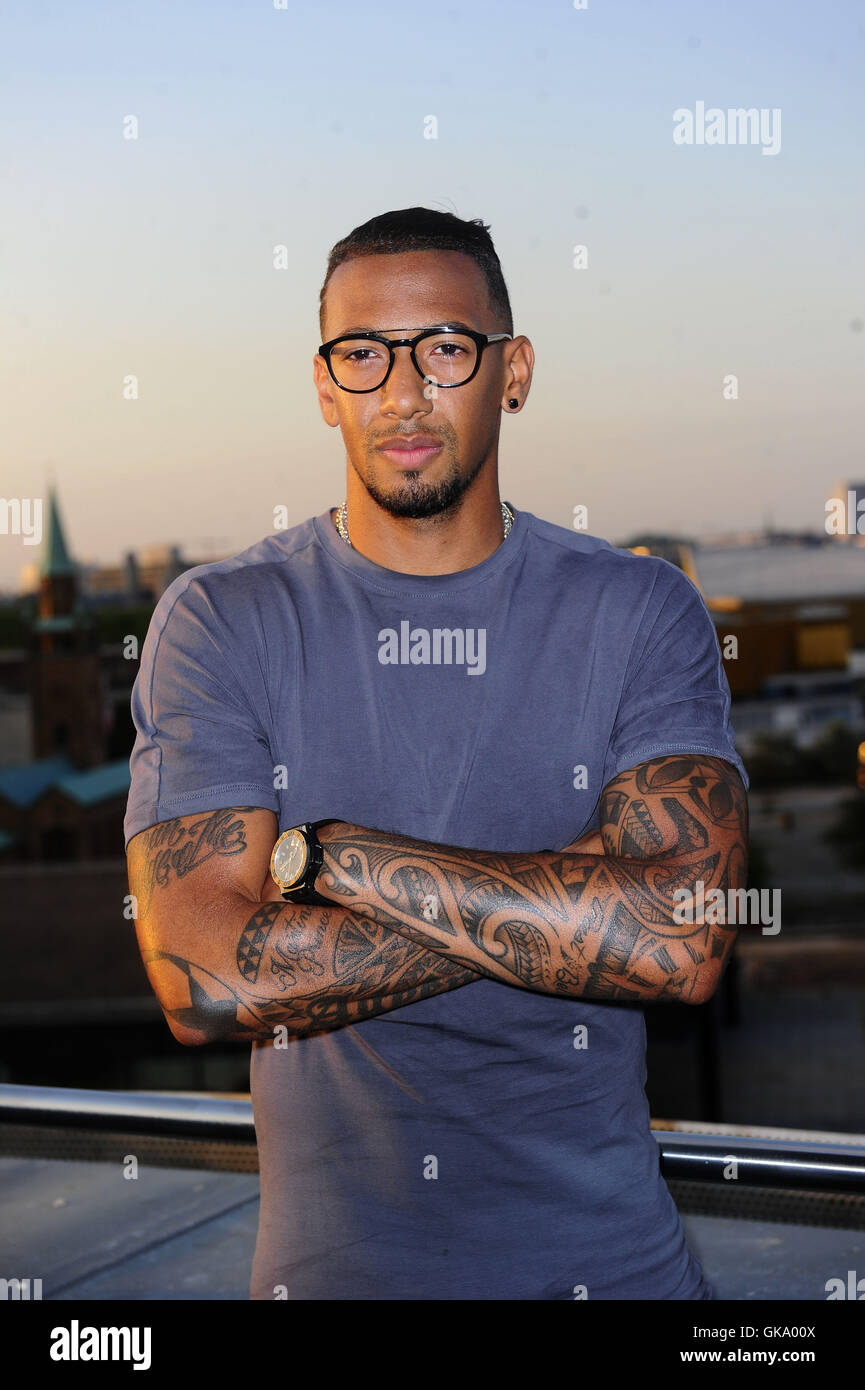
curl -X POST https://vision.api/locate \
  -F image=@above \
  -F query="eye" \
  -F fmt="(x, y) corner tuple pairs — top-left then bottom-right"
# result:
(333, 343), (387, 365)
(431, 341), (468, 357)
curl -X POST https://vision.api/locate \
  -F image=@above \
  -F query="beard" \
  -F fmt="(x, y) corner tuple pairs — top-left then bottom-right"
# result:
(355, 440), (487, 521)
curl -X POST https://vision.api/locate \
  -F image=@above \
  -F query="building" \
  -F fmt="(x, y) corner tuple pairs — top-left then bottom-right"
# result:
(689, 537), (865, 752)
(28, 486), (107, 767)
(0, 489), (135, 859)
(0, 755), (132, 860)
(0, 486), (229, 860)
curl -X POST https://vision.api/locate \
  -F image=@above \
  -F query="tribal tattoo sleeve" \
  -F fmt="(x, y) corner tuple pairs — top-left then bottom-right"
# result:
(313, 755), (749, 1006)
(129, 807), (483, 1046)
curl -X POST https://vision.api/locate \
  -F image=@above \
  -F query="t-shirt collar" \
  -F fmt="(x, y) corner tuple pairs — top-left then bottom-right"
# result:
(311, 500), (527, 595)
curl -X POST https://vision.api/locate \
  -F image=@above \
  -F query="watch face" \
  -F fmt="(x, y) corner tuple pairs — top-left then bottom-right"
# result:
(270, 828), (309, 889)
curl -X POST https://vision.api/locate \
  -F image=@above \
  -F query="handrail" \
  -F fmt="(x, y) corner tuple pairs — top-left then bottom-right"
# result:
(0, 1083), (250, 1140)
(2, 1084), (865, 1193)
(655, 1128), (865, 1193)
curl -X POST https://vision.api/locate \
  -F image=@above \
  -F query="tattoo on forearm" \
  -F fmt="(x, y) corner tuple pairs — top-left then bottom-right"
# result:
(237, 902), (283, 983)
(267, 905), (328, 990)
(143, 896), (480, 1045)
(315, 756), (748, 1005)
(141, 950), (264, 1042)
(244, 902), (476, 1029)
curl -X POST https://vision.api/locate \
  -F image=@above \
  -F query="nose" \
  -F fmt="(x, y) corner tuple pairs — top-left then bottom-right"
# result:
(378, 344), (433, 418)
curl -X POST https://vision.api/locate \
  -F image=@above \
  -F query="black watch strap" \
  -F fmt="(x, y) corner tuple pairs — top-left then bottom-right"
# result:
(282, 819), (339, 902)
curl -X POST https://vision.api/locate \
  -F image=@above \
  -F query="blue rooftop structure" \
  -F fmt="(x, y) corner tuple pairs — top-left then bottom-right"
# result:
(0, 756), (131, 809)
(54, 759), (131, 806)
(0, 756), (76, 807)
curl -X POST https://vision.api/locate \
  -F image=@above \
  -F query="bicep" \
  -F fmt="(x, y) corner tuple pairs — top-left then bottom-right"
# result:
(599, 755), (748, 1001)
(127, 805), (279, 1041)
(599, 754), (748, 879)
(127, 804), (278, 948)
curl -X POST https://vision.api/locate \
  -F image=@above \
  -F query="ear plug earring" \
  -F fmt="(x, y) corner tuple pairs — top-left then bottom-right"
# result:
(508, 398), (518, 409)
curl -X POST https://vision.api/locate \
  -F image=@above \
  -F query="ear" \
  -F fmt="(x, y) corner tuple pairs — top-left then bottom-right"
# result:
(500, 335), (534, 413)
(313, 354), (341, 427)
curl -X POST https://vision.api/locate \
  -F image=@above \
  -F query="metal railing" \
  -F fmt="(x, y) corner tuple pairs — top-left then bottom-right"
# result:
(2, 1083), (865, 1193)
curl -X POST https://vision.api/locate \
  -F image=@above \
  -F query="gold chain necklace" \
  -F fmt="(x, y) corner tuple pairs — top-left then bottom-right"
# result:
(334, 500), (514, 547)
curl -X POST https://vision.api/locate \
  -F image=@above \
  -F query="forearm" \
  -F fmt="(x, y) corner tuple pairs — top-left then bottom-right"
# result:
(141, 894), (482, 1045)
(314, 821), (742, 1005)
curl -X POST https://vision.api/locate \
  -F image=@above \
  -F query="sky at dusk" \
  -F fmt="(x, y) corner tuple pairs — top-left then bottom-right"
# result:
(1, 0), (863, 592)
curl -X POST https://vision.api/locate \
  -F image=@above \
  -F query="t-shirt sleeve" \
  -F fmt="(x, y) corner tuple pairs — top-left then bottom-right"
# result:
(601, 558), (749, 792)
(123, 575), (280, 850)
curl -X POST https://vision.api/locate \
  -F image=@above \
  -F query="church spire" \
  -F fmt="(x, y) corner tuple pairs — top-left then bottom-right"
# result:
(29, 482), (105, 765)
(39, 484), (75, 579)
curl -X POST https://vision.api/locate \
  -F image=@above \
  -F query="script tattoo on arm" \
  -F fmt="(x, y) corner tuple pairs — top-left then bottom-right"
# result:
(313, 755), (748, 1005)
(133, 806), (258, 919)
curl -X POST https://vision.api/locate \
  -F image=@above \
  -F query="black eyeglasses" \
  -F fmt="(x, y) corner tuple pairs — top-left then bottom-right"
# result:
(318, 324), (513, 393)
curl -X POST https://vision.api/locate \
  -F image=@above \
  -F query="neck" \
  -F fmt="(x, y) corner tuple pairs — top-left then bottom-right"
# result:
(333, 476), (508, 576)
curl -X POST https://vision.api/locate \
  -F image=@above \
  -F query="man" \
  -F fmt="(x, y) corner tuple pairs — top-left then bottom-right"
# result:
(125, 206), (749, 1300)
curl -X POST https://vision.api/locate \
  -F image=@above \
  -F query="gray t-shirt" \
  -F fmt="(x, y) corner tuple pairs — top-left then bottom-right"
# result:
(124, 503), (747, 1299)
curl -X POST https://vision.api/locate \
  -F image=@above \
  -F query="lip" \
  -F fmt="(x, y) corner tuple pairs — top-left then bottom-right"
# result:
(376, 436), (443, 468)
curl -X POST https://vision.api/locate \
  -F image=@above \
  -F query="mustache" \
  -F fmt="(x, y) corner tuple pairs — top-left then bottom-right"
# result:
(370, 430), (451, 446)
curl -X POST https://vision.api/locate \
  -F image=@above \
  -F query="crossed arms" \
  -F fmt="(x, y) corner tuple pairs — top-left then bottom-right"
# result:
(126, 753), (748, 1045)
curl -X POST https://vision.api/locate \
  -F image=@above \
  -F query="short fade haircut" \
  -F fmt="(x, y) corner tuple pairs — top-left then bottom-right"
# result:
(318, 206), (513, 340)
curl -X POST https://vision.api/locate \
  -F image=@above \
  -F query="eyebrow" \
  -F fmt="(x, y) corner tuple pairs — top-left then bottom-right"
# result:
(335, 321), (478, 336)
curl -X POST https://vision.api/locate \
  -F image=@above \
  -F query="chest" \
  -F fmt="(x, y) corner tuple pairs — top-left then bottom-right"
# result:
(267, 584), (630, 851)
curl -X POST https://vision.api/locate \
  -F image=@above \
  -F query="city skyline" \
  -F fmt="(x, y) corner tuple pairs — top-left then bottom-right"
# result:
(2, 0), (863, 590)
(5, 475), (864, 606)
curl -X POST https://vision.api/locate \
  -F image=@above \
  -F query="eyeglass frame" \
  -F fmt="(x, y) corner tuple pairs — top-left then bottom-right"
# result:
(317, 324), (513, 393)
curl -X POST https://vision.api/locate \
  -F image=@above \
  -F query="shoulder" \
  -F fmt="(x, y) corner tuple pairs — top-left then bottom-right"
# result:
(519, 510), (701, 607)
(150, 516), (319, 632)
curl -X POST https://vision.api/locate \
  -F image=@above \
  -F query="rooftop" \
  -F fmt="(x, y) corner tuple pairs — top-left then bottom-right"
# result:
(0, 755), (76, 808)
(693, 541), (865, 604)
